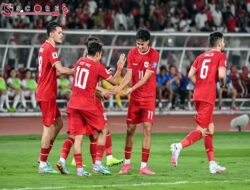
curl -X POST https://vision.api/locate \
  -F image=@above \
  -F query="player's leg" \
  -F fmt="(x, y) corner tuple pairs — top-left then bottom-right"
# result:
(170, 101), (212, 167)
(89, 134), (98, 165)
(231, 88), (238, 110)
(73, 134), (91, 176)
(205, 123), (226, 174)
(38, 100), (60, 173)
(93, 126), (111, 175)
(119, 123), (136, 174)
(139, 121), (155, 174)
(105, 127), (123, 167)
(166, 86), (173, 110)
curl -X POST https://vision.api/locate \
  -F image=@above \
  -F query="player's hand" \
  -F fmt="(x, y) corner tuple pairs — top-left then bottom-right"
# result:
(122, 88), (133, 96)
(117, 54), (126, 69)
(112, 87), (121, 95)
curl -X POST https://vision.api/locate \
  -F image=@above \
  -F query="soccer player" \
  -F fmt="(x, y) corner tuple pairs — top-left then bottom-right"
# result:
(65, 41), (125, 176)
(170, 32), (227, 174)
(57, 38), (123, 175)
(113, 28), (159, 175)
(36, 22), (74, 173)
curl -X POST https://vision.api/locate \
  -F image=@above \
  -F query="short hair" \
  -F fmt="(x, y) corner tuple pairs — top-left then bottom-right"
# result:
(85, 37), (99, 48)
(136, 28), (150, 41)
(169, 64), (176, 70)
(160, 65), (167, 72)
(87, 41), (102, 56)
(47, 22), (61, 37)
(209, 32), (223, 47)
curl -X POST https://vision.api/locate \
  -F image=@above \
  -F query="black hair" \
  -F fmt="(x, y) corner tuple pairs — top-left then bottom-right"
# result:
(136, 28), (150, 41)
(24, 69), (31, 74)
(169, 64), (176, 70)
(8, 67), (15, 76)
(209, 32), (223, 47)
(47, 21), (61, 37)
(160, 65), (167, 72)
(85, 37), (99, 48)
(87, 41), (103, 56)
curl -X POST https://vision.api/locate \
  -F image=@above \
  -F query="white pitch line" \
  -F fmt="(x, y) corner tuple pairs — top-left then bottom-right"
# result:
(2, 179), (250, 190)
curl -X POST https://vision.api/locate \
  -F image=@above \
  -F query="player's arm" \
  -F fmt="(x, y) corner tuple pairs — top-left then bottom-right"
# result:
(123, 71), (153, 95)
(112, 70), (132, 94)
(106, 54), (126, 85)
(188, 67), (197, 84)
(55, 62), (74, 75)
(218, 68), (226, 88)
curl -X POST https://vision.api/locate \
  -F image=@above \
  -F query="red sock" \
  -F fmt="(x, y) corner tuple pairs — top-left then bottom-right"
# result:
(60, 137), (74, 160)
(40, 148), (50, 162)
(105, 131), (112, 156)
(181, 130), (202, 148)
(125, 146), (132, 160)
(90, 138), (97, 164)
(74, 154), (82, 168)
(48, 139), (54, 153)
(204, 134), (214, 161)
(142, 148), (150, 163)
(96, 145), (105, 162)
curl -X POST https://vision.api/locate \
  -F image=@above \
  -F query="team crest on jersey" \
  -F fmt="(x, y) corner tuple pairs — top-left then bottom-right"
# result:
(152, 62), (157, 68)
(144, 61), (149, 68)
(52, 52), (58, 59)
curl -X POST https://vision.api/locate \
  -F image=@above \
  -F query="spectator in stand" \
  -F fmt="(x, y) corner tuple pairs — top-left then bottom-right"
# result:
(195, 8), (208, 31)
(166, 65), (180, 110)
(7, 68), (22, 112)
(211, 5), (223, 30)
(94, 8), (105, 29)
(156, 65), (169, 111)
(21, 69), (38, 111)
(0, 76), (10, 112)
(201, 21), (212, 32)
(114, 8), (127, 30)
(57, 75), (72, 100)
(217, 75), (239, 111)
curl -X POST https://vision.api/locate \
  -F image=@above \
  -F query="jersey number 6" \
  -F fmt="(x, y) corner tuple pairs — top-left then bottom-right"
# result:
(200, 59), (210, 79)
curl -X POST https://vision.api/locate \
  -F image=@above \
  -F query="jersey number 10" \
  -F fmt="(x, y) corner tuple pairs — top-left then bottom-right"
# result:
(74, 66), (89, 89)
(200, 59), (210, 79)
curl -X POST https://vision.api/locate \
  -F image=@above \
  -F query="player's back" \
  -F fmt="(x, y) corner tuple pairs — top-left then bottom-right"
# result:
(68, 57), (110, 111)
(193, 49), (227, 104)
(36, 41), (59, 101)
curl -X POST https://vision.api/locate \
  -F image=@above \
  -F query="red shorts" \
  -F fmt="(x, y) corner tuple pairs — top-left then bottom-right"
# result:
(96, 98), (107, 124)
(38, 99), (61, 126)
(67, 108), (106, 136)
(193, 101), (214, 128)
(127, 99), (155, 124)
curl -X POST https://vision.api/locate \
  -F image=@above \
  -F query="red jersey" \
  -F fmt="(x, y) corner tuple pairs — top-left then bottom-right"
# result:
(127, 47), (159, 102)
(36, 40), (61, 101)
(192, 49), (227, 104)
(67, 57), (111, 111)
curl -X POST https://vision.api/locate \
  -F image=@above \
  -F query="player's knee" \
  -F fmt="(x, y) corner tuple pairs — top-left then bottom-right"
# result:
(127, 127), (135, 136)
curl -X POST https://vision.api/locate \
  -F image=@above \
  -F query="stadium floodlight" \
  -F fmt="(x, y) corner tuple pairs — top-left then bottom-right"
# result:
(230, 114), (249, 132)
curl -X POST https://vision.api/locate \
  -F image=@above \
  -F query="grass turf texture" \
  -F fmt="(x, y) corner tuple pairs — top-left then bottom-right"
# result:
(0, 132), (250, 190)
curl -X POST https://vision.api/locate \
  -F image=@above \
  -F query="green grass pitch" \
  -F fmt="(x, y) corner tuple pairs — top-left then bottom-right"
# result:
(0, 132), (250, 190)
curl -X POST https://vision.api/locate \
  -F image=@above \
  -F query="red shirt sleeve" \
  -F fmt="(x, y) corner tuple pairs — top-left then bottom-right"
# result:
(127, 50), (133, 71)
(218, 53), (227, 70)
(98, 63), (112, 80)
(147, 50), (159, 73)
(48, 47), (61, 67)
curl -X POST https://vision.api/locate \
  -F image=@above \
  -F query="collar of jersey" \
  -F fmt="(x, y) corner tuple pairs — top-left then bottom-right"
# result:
(86, 56), (97, 62)
(46, 40), (55, 48)
(137, 47), (150, 55)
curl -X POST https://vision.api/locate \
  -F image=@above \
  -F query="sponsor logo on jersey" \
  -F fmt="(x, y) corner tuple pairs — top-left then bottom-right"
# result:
(144, 61), (149, 68)
(52, 52), (58, 59)
(132, 63), (138, 66)
(152, 62), (157, 68)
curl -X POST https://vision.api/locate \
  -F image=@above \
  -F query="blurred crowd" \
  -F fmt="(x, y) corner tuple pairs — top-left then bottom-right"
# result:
(0, 0), (250, 32)
(1, 63), (250, 112)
